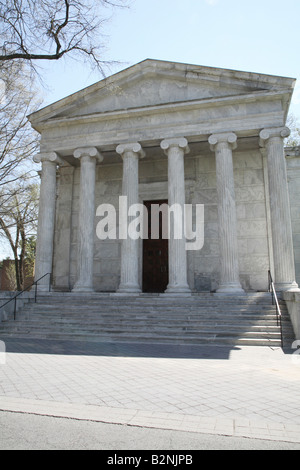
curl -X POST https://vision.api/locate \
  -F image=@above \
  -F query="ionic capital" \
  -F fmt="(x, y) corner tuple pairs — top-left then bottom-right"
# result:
(73, 147), (103, 162)
(259, 127), (290, 147)
(208, 132), (237, 152)
(116, 142), (145, 159)
(33, 152), (64, 165)
(160, 137), (190, 155)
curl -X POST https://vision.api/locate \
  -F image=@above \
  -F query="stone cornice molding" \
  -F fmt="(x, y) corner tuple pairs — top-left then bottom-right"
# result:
(33, 89), (290, 133)
(208, 132), (237, 151)
(160, 137), (190, 155)
(73, 147), (103, 162)
(33, 152), (64, 165)
(259, 127), (290, 147)
(116, 142), (145, 159)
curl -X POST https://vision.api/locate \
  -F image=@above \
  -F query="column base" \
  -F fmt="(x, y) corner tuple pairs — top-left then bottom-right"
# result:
(274, 281), (300, 292)
(72, 285), (94, 293)
(165, 284), (191, 295)
(117, 283), (141, 294)
(216, 282), (245, 294)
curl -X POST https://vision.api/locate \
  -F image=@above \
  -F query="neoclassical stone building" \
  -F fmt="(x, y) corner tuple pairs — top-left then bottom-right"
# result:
(29, 59), (300, 294)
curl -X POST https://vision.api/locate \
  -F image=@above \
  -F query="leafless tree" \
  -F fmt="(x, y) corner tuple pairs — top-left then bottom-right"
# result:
(0, 61), (40, 187)
(0, 0), (130, 185)
(0, 0), (130, 275)
(0, 181), (39, 290)
(0, 60), (40, 276)
(286, 113), (300, 147)
(0, 0), (129, 73)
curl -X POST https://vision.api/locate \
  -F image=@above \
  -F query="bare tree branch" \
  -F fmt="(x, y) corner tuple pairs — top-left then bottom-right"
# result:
(0, 0), (130, 72)
(286, 114), (300, 147)
(0, 181), (39, 289)
(0, 61), (41, 188)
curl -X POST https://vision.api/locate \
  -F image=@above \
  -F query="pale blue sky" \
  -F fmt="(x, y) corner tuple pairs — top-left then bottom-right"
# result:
(40, 0), (300, 118)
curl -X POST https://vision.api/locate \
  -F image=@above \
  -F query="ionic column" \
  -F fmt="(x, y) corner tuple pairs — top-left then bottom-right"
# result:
(72, 147), (103, 292)
(161, 137), (191, 294)
(209, 132), (244, 293)
(33, 152), (63, 290)
(116, 142), (145, 293)
(259, 127), (299, 291)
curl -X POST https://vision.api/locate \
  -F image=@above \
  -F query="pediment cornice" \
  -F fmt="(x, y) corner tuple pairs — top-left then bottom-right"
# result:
(32, 88), (292, 132)
(29, 59), (295, 132)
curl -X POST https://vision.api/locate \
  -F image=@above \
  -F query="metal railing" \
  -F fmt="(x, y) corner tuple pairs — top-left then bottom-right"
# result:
(268, 270), (283, 348)
(0, 273), (52, 320)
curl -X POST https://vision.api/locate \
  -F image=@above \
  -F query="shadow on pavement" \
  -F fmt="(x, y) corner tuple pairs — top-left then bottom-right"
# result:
(0, 337), (246, 359)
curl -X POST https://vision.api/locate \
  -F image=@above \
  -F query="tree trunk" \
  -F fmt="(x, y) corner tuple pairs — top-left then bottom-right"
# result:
(13, 250), (21, 291)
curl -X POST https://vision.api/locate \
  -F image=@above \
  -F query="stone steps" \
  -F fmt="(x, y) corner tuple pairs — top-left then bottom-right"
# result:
(0, 333), (283, 348)
(1, 321), (284, 333)
(0, 292), (294, 347)
(21, 311), (281, 319)
(8, 318), (282, 327)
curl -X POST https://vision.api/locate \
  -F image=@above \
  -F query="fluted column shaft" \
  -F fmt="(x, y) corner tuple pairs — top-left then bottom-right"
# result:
(34, 152), (63, 290)
(161, 137), (191, 293)
(209, 133), (244, 293)
(260, 127), (299, 291)
(116, 143), (145, 293)
(72, 147), (103, 292)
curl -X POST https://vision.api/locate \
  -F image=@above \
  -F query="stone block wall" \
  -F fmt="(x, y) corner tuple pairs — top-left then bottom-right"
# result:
(189, 148), (269, 292)
(286, 147), (300, 287)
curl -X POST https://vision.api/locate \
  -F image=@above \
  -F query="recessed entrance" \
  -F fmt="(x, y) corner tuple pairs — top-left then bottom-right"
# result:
(142, 200), (169, 293)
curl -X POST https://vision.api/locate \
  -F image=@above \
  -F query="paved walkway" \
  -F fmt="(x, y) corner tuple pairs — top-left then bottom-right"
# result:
(1, 337), (300, 444)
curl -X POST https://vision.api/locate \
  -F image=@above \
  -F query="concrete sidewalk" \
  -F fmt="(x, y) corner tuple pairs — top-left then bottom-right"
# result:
(1, 337), (300, 444)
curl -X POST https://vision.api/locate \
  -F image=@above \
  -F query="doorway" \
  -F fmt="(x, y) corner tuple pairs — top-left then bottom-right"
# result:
(142, 200), (169, 293)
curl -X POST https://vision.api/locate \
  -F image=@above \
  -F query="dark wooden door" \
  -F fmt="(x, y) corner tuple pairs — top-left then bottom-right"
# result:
(143, 200), (169, 293)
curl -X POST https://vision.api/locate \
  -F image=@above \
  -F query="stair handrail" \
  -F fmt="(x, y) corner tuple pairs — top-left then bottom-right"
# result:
(0, 273), (52, 320)
(268, 270), (283, 348)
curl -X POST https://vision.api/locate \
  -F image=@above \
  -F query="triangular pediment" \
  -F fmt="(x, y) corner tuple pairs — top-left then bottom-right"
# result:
(29, 59), (295, 127)
(54, 77), (258, 119)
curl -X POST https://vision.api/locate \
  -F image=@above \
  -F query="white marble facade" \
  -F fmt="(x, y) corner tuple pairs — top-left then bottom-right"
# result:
(29, 59), (300, 293)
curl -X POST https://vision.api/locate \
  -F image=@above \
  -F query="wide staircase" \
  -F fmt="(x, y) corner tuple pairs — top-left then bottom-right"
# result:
(0, 292), (295, 348)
